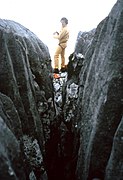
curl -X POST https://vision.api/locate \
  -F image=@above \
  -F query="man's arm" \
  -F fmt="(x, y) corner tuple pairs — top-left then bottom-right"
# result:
(53, 31), (59, 39)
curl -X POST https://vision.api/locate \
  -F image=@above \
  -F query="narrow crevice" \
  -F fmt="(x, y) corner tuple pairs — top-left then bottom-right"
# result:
(44, 114), (80, 180)
(44, 53), (84, 180)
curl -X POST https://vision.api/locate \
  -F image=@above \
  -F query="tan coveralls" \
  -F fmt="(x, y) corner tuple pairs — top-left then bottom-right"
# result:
(54, 26), (69, 69)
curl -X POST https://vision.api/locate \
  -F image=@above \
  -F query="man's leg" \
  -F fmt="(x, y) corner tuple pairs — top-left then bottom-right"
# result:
(60, 48), (67, 72)
(61, 48), (65, 68)
(54, 45), (62, 70)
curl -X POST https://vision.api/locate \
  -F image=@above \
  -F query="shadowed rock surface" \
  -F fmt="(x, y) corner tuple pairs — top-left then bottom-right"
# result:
(74, 0), (123, 179)
(0, 93), (25, 180)
(0, 19), (55, 179)
(75, 28), (96, 56)
(105, 116), (123, 180)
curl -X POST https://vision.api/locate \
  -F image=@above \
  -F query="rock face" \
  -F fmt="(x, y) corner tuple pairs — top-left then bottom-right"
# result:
(75, 28), (95, 56)
(105, 116), (123, 180)
(74, 0), (123, 179)
(0, 19), (55, 179)
(0, 94), (25, 180)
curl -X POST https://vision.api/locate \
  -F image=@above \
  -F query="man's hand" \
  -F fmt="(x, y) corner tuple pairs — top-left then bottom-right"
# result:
(53, 31), (59, 35)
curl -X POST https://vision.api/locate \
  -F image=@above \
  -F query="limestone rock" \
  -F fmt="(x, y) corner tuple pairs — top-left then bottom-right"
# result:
(75, 0), (123, 179)
(0, 98), (26, 179)
(105, 116), (123, 180)
(0, 19), (54, 179)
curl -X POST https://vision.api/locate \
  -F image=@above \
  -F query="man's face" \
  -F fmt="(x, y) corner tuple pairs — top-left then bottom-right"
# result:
(61, 20), (66, 27)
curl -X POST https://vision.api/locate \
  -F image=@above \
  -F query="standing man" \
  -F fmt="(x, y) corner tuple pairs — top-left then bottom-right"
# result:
(53, 17), (69, 73)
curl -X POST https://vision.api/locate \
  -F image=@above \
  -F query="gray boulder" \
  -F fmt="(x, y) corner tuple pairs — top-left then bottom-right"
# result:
(105, 116), (123, 180)
(0, 94), (25, 180)
(75, 0), (123, 179)
(0, 19), (55, 179)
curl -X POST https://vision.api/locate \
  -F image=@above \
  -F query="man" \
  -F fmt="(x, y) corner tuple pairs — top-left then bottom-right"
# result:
(53, 17), (69, 73)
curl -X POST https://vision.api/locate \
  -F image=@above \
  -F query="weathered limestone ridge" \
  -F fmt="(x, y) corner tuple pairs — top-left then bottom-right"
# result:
(0, 18), (54, 179)
(75, 0), (123, 179)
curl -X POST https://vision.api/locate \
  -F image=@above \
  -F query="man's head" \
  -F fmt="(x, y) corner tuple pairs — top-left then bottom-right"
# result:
(60, 17), (68, 27)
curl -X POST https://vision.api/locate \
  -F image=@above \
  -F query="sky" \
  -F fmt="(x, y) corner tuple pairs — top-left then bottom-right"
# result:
(0, 0), (117, 63)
